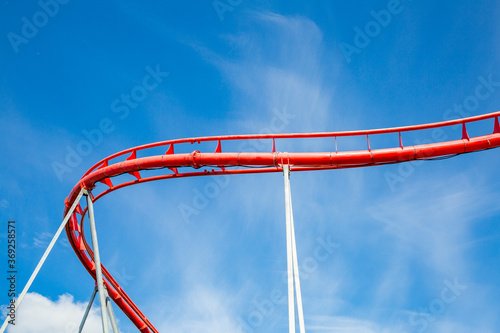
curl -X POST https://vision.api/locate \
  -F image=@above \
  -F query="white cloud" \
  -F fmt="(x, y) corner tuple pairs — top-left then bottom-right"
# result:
(4, 292), (103, 333)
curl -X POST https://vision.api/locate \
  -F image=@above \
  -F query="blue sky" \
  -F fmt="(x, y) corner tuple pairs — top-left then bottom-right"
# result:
(1, 0), (500, 332)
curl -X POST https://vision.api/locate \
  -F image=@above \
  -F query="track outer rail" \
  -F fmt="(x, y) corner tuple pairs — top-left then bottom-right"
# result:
(64, 111), (500, 332)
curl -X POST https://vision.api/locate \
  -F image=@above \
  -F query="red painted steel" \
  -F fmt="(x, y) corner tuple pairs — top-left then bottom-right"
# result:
(64, 111), (500, 332)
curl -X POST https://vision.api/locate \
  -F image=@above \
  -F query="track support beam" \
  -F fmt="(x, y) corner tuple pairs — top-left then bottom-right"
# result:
(85, 190), (110, 333)
(77, 285), (120, 332)
(283, 165), (306, 333)
(104, 286), (120, 333)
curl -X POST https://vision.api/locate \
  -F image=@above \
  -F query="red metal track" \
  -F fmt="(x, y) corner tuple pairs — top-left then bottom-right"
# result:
(64, 111), (500, 332)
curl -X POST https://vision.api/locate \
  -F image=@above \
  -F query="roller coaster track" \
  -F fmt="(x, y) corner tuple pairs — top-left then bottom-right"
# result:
(57, 111), (500, 332)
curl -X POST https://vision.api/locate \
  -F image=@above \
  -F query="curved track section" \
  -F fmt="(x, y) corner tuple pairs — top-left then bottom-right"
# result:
(64, 111), (500, 332)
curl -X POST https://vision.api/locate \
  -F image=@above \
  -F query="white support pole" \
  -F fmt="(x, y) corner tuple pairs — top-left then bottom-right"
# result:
(0, 188), (85, 333)
(283, 165), (296, 333)
(283, 165), (306, 333)
(104, 287), (120, 333)
(79, 286), (98, 333)
(85, 190), (110, 333)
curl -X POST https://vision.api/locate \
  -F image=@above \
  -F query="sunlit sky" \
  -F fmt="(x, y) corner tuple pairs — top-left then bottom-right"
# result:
(1, 1), (500, 332)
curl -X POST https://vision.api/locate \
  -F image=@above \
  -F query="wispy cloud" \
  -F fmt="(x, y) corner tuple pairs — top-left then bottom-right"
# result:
(306, 315), (398, 332)
(33, 231), (52, 248)
(186, 11), (345, 138)
(367, 173), (500, 276)
(153, 285), (239, 332)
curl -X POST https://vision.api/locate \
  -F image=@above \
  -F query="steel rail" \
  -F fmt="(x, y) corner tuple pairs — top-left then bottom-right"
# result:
(63, 112), (500, 332)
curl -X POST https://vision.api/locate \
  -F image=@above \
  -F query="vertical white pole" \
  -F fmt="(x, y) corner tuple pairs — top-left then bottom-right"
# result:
(283, 165), (296, 333)
(283, 165), (306, 333)
(85, 190), (110, 333)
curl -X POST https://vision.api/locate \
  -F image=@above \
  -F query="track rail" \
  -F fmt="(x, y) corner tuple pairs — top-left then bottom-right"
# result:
(64, 111), (500, 332)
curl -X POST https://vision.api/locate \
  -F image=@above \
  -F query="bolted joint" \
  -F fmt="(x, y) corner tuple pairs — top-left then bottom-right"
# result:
(189, 150), (202, 169)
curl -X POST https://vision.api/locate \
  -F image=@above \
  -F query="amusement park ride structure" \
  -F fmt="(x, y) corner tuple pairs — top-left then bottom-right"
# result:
(2, 111), (500, 332)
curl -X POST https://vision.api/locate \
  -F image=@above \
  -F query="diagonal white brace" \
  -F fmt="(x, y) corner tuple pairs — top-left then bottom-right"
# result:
(0, 188), (85, 333)
(79, 286), (98, 333)
(283, 165), (306, 333)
